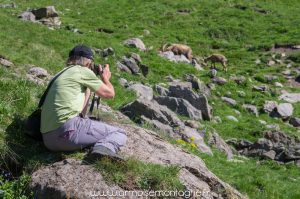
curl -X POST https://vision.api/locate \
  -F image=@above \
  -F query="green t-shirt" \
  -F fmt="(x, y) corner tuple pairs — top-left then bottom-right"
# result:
(41, 65), (103, 133)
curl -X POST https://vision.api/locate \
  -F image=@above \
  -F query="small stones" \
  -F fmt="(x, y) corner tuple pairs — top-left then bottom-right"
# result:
(95, 47), (114, 58)
(212, 77), (227, 85)
(229, 75), (246, 84)
(237, 90), (246, 97)
(276, 103), (293, 119)
(253, 85), (268, 92)
(118, 78), (128, 87)
(221, 97), (237, 106)
(267, 60), (276, 66)
(0, 56), (14, 67)
(279, 93), (300, 103)
(26, 66), (50, 85)
(274, 82), (283, 87)
(242, 104), (259, 117)
(226, 115), (238, 122)
(263, 101), (278, 113)
(289, 117), (300, 128)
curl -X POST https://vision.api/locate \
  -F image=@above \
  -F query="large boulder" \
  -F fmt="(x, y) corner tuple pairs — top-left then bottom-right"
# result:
(128, 83), (153, 100)
(120, 98), (183, 128)
(167, 82), (212, 121)
(154, 96), (202, 120)
(279, 93), (300, 103)
(184, 74), (211, 96)
(30, 119), (246, 199)
(123, 38), (146, 51)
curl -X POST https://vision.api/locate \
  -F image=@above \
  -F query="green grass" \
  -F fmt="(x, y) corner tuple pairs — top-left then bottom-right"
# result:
(0, 0), (300, 198)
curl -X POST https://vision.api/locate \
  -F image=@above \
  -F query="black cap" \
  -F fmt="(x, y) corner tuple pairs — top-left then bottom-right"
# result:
(69, 45), (94, 60)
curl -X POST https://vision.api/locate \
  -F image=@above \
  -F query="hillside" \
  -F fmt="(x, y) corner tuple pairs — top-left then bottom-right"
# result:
(0, 0), (300, 198)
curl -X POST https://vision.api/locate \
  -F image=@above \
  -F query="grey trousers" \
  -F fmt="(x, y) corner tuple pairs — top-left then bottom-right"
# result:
(42, 116), (127, 153)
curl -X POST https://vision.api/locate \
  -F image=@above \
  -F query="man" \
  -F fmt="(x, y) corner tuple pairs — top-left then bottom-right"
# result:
(41, 45), (127, 160)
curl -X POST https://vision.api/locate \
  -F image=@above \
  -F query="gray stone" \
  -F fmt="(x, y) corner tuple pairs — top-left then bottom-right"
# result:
(96, 47), (114, 57)
(128, 83), (153, 100)
(0, 57), (14, 67)
(184, 120), (200, 129)
(181, 126), (213, 155)
(266, 124), (280, 131)
(154, 96), (202, 120)
(123, 38), (146, 51)
(121, 57), (140, 74)
(0, 3), (16, 8)
(274, 82), (283, 87)
(184, 74), (211, 96)
(154, 84), (169, 96)
(213, 116), (222, 123)
(242, 104), (259, 117)
(279, 93), (300, 103)
(140, 116), (175, 136)
(118, 78), (128, 87)
(130, 53), (142, 63)
(31, 6), (58, 20)
(191, 59), (204, 71)
(268, 60), (276, 66)
(28, 67), (49, 78)
(289, 117), (300, 127)
(39, 17), (61, 28)
(259, 120), (267, 125)
(262, 150), (276, 160)
(116, 61), (132, 74)
(264, 74), (278, 82)
(212, 77), (227, 85)
(159, 51), (190, 63)
(253, 85), (268, 92)
(139, 64), (149, 77)
(226, 115), (238, 122)
(221, 97), (237, 106)
(18, 11), (36, 22)
(263, 101), (278, 113)
(276, 103), (293, 118)
(209, 69), (217, 78)
(209, 132), (233, 159)
(121, 98), (183, 128)
(168, 83), (212, 120)
(229, 75), (246, 84)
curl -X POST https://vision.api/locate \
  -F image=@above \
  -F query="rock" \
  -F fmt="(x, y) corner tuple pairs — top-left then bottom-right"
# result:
(159, 51), (190, 63)
(259, 120), (267, 125)
(213, 116), (222, 123)
(289, 117), (300, 127)
(267, 60), (276, 66)
(226, 115), (238, 122)
(276, 103), (293, 119)
(262, 150), (276, 160)
(30, 121), (246, 199)
(184, 120), (200, 129)
(212, 77), (227, 85)
(154, 84), (169, 96)
(118, 78), (128, 87)
(229, 75), (246, 84)
(121, 57), (140, 74)
(121, 98), (183, 128)
(130, 53), (142, 63)
(209, 132), (234, 159)
(181, 126), (213, 155)
(184, 74), (211, 96)
(255, 59), (261, 64)
(0, 3), (16, 8)
(264, 74), (278, 82)
(279, 93), (300, 103)
(128, 83), (153, 100)
(18, 11), (36, 22)
(97, 47), (114, 57)
(28, 67), (49, 78)
(191, 59), (204, 71)
(165, 75), (175, 82)
(154, 96), (203, 120)
(143, 29), (150, 35)
(242, 104), (259, 117)
(0, 56), (14, 67)
(234, 110), (241, 116)
(168, 82), (212, 120)
(274, 82), (283, 87)
(31, 6), (58, 20)
(263, 101), (278, 113)
(39, 17), (61, 28)
(221, 97), (237, 106)
(140, 116), (175, 136)
(116, 61), (132, 74)
(266, 124), (280, 131)
(123, 38), (146, 51)
(282, 69), (291, 76)
(253, 85), (268, 92)
(209, 69), (217, 78)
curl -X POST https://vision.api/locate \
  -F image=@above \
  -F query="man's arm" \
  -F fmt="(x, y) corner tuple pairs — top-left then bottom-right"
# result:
(95, 64), (115, 99)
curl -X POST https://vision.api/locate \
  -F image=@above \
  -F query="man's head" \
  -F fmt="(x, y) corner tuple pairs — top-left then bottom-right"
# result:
(67, 45), (94, 68)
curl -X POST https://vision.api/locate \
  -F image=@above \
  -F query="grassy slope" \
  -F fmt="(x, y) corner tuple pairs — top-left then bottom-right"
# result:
(0, 0), (300, 198)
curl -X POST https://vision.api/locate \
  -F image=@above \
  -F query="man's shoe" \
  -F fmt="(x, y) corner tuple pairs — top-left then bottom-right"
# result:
(91, 145), (125, 161)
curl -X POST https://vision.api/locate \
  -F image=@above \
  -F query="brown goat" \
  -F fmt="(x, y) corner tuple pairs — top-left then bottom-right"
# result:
(161, 43), (193, 61)
(204, 54), (228, 72)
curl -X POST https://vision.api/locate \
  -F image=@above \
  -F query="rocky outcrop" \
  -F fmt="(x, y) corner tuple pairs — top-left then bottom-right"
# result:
(229, 131), (300, 165)
(128, 83), (153, 100)
(30, 119), (246, 199)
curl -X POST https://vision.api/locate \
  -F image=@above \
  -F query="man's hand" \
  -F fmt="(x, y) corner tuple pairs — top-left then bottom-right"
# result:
(98, 64), (111, 83)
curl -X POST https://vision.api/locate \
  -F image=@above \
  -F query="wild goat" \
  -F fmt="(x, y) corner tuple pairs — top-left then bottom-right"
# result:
(161, 43), (193, 61)
(204, 54), (228, 72)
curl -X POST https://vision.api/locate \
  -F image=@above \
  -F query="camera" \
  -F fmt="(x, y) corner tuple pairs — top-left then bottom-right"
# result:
(91, 63), (105, 76)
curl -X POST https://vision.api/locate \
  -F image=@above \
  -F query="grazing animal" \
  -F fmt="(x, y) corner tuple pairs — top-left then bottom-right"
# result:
(204, 54), (228, 72)
(161, 43), (193, 61)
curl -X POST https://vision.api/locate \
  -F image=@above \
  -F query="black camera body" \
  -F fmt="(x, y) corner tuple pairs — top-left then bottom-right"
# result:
(91, 63), (103, 76)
